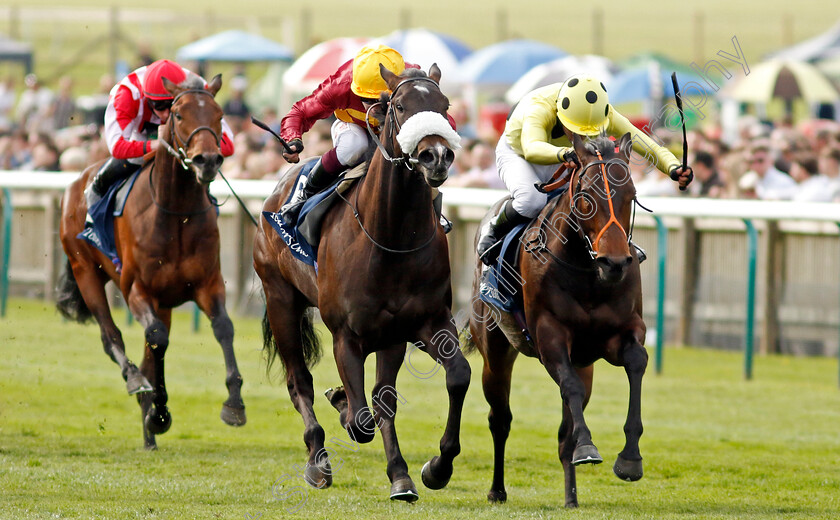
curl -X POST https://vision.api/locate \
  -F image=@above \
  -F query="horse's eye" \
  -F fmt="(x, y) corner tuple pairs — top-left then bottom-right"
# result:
(173, 112), (182, 121)
(395, 103), (404, 113)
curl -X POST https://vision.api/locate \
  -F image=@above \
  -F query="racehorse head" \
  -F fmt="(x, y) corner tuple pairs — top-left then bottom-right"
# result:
(378, 64), (459, 188)
(569, 132), (635, 284)
(161, 74), (225, 185)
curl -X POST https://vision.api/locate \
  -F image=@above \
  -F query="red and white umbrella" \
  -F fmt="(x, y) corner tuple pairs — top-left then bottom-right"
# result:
(283, 37), (371, 93)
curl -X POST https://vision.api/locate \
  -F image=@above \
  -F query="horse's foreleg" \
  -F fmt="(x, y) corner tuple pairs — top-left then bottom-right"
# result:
(136, 308), (172, 450)
(536, 319), (601, 467)
(72, 266), (151, 394)
(126, 288), (170, 449)
(558, 365), (593, 508)
(371, 345), (418, 502)
(195, 286), (246, 427)
(613, 331), (647, 482)
(413, 314), (471, 491)
(480, 330), (517, 504)
(330, 333), (376, 445)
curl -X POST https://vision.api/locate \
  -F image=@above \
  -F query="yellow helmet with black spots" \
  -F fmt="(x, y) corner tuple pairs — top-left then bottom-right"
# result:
(556, 74), (610, 136)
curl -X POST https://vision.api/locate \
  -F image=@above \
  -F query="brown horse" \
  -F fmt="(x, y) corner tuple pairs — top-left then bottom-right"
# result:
(57, 74), (246, 450)
(253, 64), (470, 502)
(466, 133), (647, 507)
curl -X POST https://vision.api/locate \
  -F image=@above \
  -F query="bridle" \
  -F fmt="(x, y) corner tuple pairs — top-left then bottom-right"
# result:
(334, 75), (448, 254)
(150, 88), (223, 216)
(567, 149), (630, 259)
(364, 76), (442, 171)
(157, 89), (221, 171)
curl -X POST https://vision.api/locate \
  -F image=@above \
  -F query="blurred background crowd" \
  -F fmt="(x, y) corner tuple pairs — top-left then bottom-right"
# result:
(3, 18), (840, 203)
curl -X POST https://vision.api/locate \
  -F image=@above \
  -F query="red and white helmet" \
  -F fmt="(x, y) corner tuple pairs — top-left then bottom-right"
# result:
(142, 59), (187, 100)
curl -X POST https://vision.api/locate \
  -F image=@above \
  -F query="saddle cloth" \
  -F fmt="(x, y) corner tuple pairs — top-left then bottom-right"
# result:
(262, 159), (367, 269)
(78, 171), (141, 273)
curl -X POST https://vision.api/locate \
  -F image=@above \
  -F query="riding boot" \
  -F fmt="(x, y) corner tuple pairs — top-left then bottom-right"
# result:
(85, 158), (140, 208)
(280, 159), (336, 227)
(631, 241), (647, 264)
(477, 200), (529, 266)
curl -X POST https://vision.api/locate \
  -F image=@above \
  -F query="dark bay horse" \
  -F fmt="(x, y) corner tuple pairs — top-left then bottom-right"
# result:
(57, 74), (246, 450)
(253, 64), (470, 502)
(466, 133), (647, 507)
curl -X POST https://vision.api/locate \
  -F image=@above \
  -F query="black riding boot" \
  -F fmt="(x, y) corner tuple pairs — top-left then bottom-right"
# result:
(477, 200), (529, 266)
(280, 159), (336, 227)
(86, 158), (140, 207)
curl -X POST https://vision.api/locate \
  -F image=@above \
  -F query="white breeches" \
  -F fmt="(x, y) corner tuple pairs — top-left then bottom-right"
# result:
(496, 138), (561, 218)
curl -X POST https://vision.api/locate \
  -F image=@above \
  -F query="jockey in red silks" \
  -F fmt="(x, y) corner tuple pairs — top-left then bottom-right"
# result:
(86, 59), (235, 206)
(277, 44), (456, 227)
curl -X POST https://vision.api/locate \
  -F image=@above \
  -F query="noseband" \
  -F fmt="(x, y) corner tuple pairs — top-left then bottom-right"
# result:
(158, 89), (221, 170)
(365, 76), (444, 171)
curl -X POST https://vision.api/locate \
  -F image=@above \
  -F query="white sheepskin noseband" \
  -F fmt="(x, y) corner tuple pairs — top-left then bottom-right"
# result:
(396, 111), (461, 155)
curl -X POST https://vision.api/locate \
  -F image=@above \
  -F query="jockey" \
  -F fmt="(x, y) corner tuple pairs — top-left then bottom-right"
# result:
(278, 44), (454, 227)
(477, 74), (694, 265)
(86, 59), (235, 206)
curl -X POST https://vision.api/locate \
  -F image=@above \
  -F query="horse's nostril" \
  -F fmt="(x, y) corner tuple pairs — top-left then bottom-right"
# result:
(192, 154), (205, 166)
(444, 149), (455, 166)
(419, 150), (435, 165)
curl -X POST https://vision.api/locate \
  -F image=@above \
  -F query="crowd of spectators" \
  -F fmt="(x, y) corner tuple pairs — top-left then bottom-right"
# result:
(2, 70), (839, 203)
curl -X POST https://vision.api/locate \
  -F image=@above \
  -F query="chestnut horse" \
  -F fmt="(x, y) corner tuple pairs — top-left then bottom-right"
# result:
(253, 64), (470, 502)
(57, 74), (246, 450)
(466, 133), (647, 507)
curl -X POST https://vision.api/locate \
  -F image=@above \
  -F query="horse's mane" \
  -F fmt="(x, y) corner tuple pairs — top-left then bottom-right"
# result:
(180, 74), (206, 91)
(584, 133), (615, 157)
(401, 67), (427, 79)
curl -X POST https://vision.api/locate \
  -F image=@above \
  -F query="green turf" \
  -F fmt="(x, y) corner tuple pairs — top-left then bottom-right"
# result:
(1, 297), (839, 519)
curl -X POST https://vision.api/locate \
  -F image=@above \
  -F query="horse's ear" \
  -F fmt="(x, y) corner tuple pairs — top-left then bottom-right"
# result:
(161, 76), (180, 97)
(380, 63), (400, 91)
(572, 133), (587, 158)
(205, 74), (222, 97)
(617, 132), (632, 159)
(428, 63), (441, 84)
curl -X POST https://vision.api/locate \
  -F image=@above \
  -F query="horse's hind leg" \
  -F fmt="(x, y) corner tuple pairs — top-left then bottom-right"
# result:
(70, 265), (151, 394)
(136, 308), (172, 451)
(264, 291), (332, 489)
(195, 284), (246, 426)
(558, 365), (593, 508)
(480, 331), (518, 503)
(612, 332), (647, 482)
(330, 332), (376, 445)
(371, 345), (418, 502)
(414, 313), (471, 491)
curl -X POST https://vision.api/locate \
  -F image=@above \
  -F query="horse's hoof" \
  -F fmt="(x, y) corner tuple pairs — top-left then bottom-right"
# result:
(220, 404), (247, 426)
(613, 455), (643, 481)
(389, 477), (419, 502)
(421, 458), (451, 490)
(303, 462), (332, 489)
(126, 369), (153, 395)
(144, 407), (172, 435)
(572, 444), (603, 466)
(324, 386), (346, 409)
(144, 441), (158, 451)
(564, 501), (579, 509)
(487, 489), (507, 503)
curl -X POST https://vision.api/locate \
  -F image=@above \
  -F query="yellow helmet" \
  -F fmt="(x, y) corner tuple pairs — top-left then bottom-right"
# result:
(351, 44), (406, 98)
(556, 74), (611, 136)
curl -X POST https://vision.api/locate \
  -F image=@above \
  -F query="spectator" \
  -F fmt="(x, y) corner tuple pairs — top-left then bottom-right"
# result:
(222, 75), (251, 134)
(747, 141), (797, 200)
(59, 146), (89, 172)
(689, 150), (725, 198)
(22, 136), (60, 171)
(818, 146), (840, 202)
(0, 76), (15, 132)
(52, 76), (77, 130)
(447, 140), (504, 189)
(791, 152), (829, 202)
(16, 73), (55, 135)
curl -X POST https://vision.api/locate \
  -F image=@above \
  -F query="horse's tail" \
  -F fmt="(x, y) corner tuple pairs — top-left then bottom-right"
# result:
(55, 259), (93, 324)
(456, 311), (477, 355)
(263, 307), (322, 377)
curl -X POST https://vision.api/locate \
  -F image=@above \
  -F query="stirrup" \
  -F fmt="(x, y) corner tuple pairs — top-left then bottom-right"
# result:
(280, 199), (306, 228)
(440, 215), (453, 234)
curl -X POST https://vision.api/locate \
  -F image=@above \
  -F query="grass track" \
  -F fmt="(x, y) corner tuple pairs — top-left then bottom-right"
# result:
(1, 298), (840, 519)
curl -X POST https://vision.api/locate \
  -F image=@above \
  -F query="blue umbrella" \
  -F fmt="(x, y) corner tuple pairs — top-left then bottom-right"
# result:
(457, 39), (567, 86)
(607, 65), (706, 105)
(176, 30), (294, 62)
